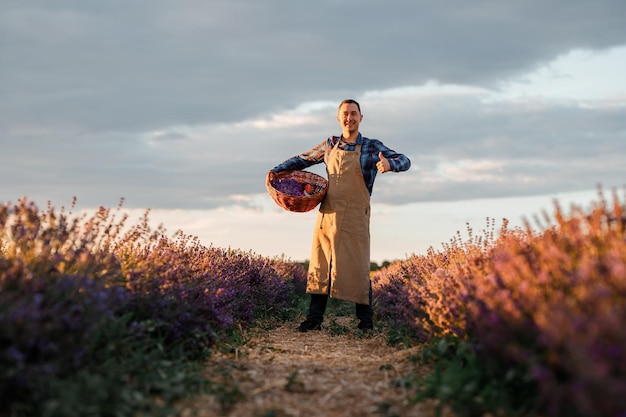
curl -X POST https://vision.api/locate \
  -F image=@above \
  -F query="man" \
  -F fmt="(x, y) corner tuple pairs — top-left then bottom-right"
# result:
(271, 99), (411, 332)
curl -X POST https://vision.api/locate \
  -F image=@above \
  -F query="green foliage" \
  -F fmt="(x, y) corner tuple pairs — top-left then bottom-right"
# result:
(410, 337), (537, 417)
(285, 370), (305, 393)
(202, 362), (245, 415)
(275, 290), (310, 322)
(325, 317), (350, 336)
(325, 296), (355, 317)
(15, 314), (210, 417)
(385, 321), (419, 348)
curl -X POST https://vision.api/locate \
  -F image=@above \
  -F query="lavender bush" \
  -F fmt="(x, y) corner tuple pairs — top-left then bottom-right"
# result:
(0, 197), (307, 416)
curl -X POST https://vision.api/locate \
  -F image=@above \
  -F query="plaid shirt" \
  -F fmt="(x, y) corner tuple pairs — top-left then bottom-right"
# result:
(272, 133), (411, 196)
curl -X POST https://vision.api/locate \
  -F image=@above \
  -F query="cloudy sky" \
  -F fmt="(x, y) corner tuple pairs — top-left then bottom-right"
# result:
(2, 1), (625, 262)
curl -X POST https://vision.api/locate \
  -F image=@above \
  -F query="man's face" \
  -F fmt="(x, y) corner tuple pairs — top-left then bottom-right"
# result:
(337, 102), (363, 134)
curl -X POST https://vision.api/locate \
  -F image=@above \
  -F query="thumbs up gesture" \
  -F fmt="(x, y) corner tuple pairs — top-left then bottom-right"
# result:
(376, 152), (391, 173)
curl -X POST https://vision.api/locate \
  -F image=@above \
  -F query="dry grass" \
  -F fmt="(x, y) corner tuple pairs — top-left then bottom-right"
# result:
(178, 317), (455, 417)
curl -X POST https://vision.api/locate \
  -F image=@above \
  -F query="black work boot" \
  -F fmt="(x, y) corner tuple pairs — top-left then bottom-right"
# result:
(296, 320), (321, 332)
(357, 321), (373, 331)
(295, 294), (328, 332)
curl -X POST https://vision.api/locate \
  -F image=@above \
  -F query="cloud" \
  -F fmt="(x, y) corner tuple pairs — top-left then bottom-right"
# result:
(1, 1), (625, 213)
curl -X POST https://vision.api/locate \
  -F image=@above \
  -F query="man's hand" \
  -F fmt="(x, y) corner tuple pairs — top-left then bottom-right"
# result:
(377, 152), (391, 173)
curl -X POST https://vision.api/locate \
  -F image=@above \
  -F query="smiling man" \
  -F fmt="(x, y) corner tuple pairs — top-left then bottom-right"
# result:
(271, 99), (412, 333)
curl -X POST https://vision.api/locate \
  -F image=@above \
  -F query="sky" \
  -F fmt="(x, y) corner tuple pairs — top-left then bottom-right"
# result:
(1, 1), (625, 263)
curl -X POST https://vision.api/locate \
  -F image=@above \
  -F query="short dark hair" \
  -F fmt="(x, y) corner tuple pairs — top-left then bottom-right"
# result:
(339, 99), (361, 113)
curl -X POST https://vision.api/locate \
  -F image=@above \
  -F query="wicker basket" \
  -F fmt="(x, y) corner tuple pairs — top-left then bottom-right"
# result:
(266, 170), (328, 212)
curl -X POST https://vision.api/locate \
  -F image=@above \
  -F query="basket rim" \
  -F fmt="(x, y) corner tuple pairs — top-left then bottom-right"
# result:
(268, 169), (327, 181)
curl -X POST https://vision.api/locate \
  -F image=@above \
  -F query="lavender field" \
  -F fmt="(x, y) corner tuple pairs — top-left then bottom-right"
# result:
(1, 189), (625, 417)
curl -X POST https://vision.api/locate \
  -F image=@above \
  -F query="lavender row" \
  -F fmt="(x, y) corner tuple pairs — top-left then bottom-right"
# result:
(372, 189), (626, 417)
(0, 197), (307, 414)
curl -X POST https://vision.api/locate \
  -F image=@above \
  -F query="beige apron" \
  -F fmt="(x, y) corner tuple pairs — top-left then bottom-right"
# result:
(306, 141), (371, 305)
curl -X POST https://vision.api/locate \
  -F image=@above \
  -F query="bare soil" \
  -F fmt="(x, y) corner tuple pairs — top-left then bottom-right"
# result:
(177, 316), (455, 417)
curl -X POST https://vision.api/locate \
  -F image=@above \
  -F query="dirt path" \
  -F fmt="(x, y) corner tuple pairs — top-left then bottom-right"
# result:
(178, 317), (453, 417)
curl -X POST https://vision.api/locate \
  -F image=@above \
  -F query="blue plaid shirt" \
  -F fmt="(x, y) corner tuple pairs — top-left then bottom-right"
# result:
(272, 133), (411, 196)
